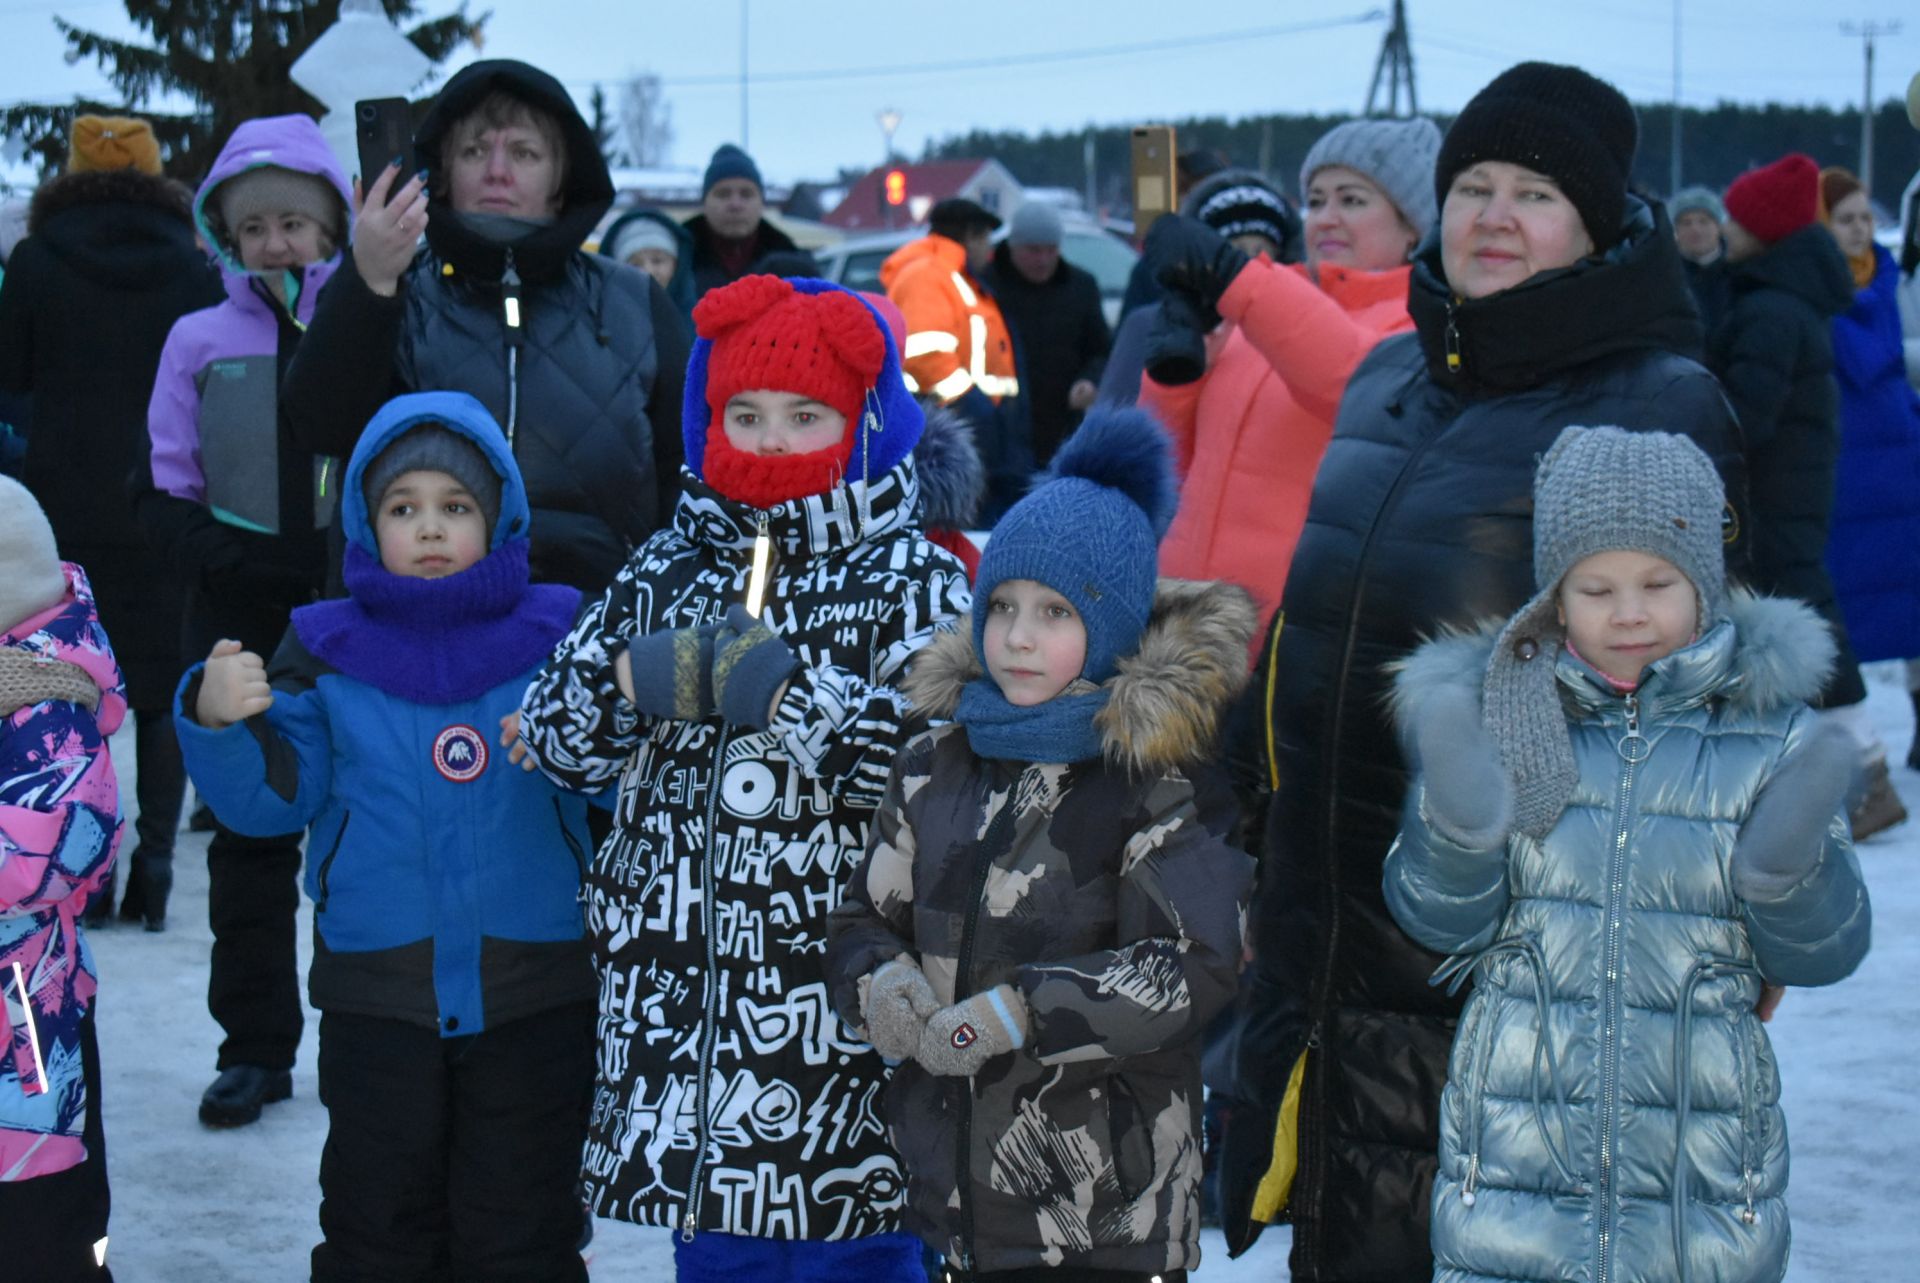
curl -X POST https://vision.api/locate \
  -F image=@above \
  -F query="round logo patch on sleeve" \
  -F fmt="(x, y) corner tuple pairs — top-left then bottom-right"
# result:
(432, 724), (489, 783)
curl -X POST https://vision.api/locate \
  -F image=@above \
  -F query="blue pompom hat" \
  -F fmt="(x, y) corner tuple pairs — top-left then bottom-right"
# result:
(973, 408), (1176, 683)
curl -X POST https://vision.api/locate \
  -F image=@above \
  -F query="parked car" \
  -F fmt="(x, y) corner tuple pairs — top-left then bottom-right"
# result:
(811, 220), (1139, 326)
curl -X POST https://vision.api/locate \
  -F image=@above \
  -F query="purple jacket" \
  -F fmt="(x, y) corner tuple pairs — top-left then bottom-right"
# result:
(1, 564), (126, 1181)
(148, 115), (351, 509)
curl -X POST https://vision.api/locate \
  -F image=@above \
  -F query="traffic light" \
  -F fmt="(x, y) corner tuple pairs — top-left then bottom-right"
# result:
(884, 169), (907, 206)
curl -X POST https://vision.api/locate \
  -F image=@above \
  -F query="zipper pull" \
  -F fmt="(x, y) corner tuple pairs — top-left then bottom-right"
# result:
(501, 250), (525, 349)
(680, 1209), (697, 1244)
(1461, 1154), (1480, 1206)
(746, 512), (772, 617)
(1617, 692), (1650, 764)
(1444, 302), (1462, 372)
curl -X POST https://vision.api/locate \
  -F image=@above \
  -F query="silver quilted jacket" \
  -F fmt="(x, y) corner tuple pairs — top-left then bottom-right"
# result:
(1384, 594), (1871, 1283)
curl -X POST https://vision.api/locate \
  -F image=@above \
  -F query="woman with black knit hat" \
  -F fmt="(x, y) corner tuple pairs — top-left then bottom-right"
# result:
(1217, 63), (1746, 1281)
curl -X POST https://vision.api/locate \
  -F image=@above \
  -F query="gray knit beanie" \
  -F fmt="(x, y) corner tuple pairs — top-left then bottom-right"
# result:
(361, 426), (503, 542)
(215, 165), (347, 253)
(1299, 116), (1443, 240)
(1668, 185), (1725, 224)
(1484, 425), (1727, 836)
(0, 476), (67, 632)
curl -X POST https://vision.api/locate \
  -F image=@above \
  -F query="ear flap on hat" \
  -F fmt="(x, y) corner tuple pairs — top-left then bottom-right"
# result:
(692, 273), (794, 339)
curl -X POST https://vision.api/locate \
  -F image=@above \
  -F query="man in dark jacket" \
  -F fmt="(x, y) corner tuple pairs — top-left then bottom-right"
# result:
(0, 115), (221, 931)
(280, 59), (689, 594)
(986, 202), (1110, 465)
(683, 143), (798, 300)
(1711, 153), (1900, 835)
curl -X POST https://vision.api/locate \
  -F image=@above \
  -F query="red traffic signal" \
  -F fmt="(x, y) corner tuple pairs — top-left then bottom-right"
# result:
(884, 169), (907, 206)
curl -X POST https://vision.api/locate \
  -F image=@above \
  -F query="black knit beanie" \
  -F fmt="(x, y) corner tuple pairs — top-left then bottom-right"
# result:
(1435, 62), (1639, 249)
(361, 426), (503, 542)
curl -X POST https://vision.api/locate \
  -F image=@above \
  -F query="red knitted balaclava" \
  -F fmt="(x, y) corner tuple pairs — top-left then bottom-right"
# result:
(695, 275), (886, 509)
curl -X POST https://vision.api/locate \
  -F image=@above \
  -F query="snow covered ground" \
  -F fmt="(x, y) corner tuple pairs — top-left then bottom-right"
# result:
(89, 676), (1920, 1279)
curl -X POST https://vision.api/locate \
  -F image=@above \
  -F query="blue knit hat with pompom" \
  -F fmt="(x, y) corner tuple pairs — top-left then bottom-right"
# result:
(973, 408), (1176, 683)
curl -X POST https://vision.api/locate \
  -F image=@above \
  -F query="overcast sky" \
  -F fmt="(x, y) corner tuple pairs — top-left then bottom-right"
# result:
(4, 0), (1917, 187)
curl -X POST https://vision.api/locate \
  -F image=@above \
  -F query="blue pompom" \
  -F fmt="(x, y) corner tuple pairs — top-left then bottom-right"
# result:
(1046, 408), (1177, 539)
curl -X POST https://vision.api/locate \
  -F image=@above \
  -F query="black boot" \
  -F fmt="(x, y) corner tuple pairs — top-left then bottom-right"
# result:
(118, 848), (173, 932)
(80, 864), (115, 927)
(1908, 690), (1920, 772)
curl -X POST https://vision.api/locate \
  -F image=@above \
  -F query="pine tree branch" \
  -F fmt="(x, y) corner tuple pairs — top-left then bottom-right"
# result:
(407, 7), (486, 64)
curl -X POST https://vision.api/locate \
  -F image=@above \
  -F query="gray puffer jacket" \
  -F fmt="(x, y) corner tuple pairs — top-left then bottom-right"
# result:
(827, 580), (1258, 1276)
(1384, 593), (1871, 1283)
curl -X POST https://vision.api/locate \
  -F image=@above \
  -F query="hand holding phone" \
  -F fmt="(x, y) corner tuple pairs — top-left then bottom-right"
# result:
(354, 98), (416, 201)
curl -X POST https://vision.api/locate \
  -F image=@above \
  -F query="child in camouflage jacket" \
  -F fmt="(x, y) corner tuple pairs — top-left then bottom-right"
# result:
(827, 408), (1257, 1282)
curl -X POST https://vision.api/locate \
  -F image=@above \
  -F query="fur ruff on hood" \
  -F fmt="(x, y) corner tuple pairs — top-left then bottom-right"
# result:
(905, 577), (1258, 773)
(912, 402), (986, 530)
(1387, 590), (1838, 729)
(29, 167), (193, 233)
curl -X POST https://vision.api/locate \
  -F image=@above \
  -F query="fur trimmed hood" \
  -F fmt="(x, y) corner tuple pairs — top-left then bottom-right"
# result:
(29, 167), (192, 234)
(911, 402), (986, 530)
(1388, 590), (1837, 728)
(905, 577), (1258, 772)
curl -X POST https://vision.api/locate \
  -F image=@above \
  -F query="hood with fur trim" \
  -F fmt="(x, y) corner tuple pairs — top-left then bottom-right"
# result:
(905, 578), (1257, 773)
(911, 402), (986, 530)
(1388, 590), (1837, 732)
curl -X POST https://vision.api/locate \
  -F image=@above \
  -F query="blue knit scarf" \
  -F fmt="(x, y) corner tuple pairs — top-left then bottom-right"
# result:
(953, 676), (1110, 764)
(292, 540), (580, 705)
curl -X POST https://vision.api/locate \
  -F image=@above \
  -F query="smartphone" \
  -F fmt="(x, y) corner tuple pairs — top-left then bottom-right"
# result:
(354, 97), (416, 201)
(1130, 124), (1178, 240)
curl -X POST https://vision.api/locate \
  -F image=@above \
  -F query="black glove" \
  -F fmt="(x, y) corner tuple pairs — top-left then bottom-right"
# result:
(1143, 295), (1209, 387)
(1146, 214), (1250, 322)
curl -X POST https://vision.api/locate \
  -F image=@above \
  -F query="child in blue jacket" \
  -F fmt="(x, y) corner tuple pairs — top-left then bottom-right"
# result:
(176, 390), (596, 1282)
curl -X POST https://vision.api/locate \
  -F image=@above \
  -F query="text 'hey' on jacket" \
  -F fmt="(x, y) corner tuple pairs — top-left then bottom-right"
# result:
(1141, 256), (1412, 640)
(1383, 594), (1869, 1283)
(882, 233), (1019, 404)
(515, 445), (969, 1238)
(826, 580), (1258, 1275)
(173, 392), (595, 1041)
(278, 58), (692, 594)
(1220, 196), (1748, 1277)
(0, 564), (125, 1181)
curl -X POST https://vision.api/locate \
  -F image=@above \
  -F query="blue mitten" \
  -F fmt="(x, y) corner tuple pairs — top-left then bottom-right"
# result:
(621, 624), (721, 721)
(1733, 722), (1854, 899)
(1407, 686), (1514, 850)
(712, 604), (801, 730)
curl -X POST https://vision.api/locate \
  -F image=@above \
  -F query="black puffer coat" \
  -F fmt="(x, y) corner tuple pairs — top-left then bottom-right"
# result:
(1219, 198), (1747, 1281)
(1707, 224), (1861, 708)
(281, 59), (690, 593)
(0, 170), (220, 706)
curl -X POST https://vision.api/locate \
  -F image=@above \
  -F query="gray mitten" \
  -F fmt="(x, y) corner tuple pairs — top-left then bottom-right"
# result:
(1733, 722), (1854, 899)
(917, 984), (1030, 1077)
(858, 957), (940, 1061)
(1410, 686), (1515, 850)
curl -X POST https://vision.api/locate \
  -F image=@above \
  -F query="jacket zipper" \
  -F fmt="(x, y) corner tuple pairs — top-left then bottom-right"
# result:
(681, 725), (732, 1243)
(552, 796), (589, 896)
(1596, 692), (1644, 1283)
(950, 773), (1019, 1273)
(502, 249), (523, 446)
(1300, 416), (1448, 1264)
(1443, 299), (1463, 373)
(313, 809), (352, 913)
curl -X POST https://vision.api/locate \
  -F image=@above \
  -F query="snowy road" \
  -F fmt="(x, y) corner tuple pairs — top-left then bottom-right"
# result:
(90, 678), (1920, 1279)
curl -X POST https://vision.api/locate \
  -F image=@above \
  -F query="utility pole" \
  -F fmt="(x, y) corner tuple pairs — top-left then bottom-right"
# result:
(1365, 0), (1418, 118)
(1841, 19), (1901, 196)
(1670, 0), (1683, 196)
(739, 0), (750, 151)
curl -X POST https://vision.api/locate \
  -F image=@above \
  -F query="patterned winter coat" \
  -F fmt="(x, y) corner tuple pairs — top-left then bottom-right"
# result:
(826, 580), (1258, 1275)
(517, 457), (969, 1237)
(0, 564), (125, 1180)
(1383, 594), (1870, 1283)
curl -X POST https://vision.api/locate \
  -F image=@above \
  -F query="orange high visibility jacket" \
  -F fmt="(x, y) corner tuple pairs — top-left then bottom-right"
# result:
(880, 234), (1019, 403)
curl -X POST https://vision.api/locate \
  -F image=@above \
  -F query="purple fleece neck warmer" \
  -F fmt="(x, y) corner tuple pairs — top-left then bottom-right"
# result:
(292, 540), (579, 705)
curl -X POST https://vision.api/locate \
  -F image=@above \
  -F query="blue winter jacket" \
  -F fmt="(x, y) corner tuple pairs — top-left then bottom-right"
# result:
(176, 392), (595, 1036)
(1384, 594), (1870, 1283)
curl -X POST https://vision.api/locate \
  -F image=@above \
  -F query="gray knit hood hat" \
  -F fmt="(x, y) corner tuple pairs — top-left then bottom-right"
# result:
(1299, 116), (1443, 240)
(1484, 425), (1728, 837)
(361, 425), (504, 542)
(1669, 185), (1725, 223)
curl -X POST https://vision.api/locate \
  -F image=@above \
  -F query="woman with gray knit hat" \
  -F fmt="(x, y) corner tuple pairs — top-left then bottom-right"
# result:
(1384, 425), (1869, 1283)
(1219, 62), (1746, 1280)
(1138, 116), (1442, 637)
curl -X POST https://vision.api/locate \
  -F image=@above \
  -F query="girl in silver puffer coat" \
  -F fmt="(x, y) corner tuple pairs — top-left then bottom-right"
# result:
(1385, 425), (1871, 1283)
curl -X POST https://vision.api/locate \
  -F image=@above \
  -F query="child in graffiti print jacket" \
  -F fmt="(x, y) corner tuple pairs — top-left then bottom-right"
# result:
(826, 410), (1257, 1281)
(516, 275), (967, 1282)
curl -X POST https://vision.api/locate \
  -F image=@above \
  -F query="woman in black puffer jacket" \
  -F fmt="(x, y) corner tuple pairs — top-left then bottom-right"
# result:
(1216, 64), (1747, 1282)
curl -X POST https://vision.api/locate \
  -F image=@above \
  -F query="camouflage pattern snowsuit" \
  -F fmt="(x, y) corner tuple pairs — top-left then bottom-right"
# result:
(827, 580), (1257, 1275)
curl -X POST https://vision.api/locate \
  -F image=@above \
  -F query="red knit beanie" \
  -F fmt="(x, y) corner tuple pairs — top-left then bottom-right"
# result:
(1723, 153), (1820, 246)
(694, 275), (886, 508)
